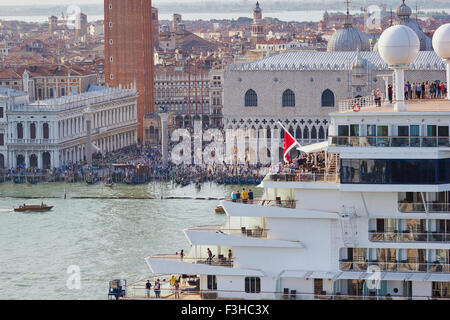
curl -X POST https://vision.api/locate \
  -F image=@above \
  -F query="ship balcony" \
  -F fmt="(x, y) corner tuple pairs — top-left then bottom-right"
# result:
(146, 251), (265, 278)
(221, 199), (339, 219)
(329, 136), (450, 148)
(184, 225), (303, 248)
(369, 231), (450, 243)
(186, 225), (269, 239)
(149, 254), (234, 268)
(225, 198), (296, 209)
(339, 260), (450, 273)
(263, 172), (340, 183)
(398, 202), (450, 213)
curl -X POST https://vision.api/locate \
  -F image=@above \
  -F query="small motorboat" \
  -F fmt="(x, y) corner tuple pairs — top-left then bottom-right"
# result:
(215, 205), (225, 214)
(14, 204), (53, 212)
(104, 182), (114, 188)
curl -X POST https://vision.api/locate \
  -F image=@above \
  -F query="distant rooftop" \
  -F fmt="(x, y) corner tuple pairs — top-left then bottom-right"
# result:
(230, 51), (446, 71)
(0, 86), (27, 98)
(25, 86), (137, 112)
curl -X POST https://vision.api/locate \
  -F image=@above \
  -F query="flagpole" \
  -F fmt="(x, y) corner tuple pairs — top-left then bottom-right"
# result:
(277, 121), (301, 147)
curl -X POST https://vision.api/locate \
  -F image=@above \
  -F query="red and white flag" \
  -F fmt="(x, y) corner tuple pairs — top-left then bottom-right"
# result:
(278, 122), (300, 163)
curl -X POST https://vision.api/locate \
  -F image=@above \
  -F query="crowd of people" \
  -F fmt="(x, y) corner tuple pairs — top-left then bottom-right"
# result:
(404, 81), (447, 100)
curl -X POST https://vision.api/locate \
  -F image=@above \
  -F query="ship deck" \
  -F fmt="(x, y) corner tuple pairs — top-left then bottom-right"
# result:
(336, 98), (450, 114)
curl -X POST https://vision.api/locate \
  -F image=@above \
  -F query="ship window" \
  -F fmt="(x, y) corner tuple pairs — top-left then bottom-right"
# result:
(341, 159), (450, 185)
(207, 275), (217, 290)
(245, 277), (261, 293)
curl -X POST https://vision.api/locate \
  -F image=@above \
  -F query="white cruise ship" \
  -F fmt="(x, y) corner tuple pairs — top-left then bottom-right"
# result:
(132, 24), (450, 300)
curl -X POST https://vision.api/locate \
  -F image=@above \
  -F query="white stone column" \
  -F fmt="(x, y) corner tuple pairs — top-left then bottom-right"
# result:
(38, 152), (43, 169)
(160, 113), (169, 165)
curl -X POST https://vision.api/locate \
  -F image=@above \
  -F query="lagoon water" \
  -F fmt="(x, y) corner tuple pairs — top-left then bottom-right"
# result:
(0, 181), (259, 300)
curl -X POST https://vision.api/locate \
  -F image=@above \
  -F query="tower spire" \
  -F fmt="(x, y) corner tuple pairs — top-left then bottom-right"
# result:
(344, 0), (352, 27)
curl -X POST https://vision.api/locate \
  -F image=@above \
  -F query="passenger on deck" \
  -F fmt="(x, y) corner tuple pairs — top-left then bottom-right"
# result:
(242, 188), (248, 203)
(145, 280), (152, 298)
(207, 248), (213, 264)
(154, 279), (161, 298)
(231, 191), (237, 202)
(236, 190), (241, 201)
(180, 249), (184, 261)
(170, 275), (176, 291)
(248, 189), (254, 203)
(228, 249), (233, 262)
(174, 280), (180, 299)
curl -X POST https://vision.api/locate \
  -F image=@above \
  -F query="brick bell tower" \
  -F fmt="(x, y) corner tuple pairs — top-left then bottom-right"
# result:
(104, 0), (155, 142)
(251, 2), (265, 45)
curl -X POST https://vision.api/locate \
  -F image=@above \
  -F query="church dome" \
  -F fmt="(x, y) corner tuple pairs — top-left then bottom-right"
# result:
(396, 0), (412, 18)
(394, 0), (432, 51)
(327, 25), (371, 52)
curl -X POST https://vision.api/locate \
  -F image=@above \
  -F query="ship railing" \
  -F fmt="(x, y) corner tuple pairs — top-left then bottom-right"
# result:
(224, 198), (296, 209)
(398, 202), (450, 213)
(338, 95), (376, 112)
(329, 136), (450, 148)
(149, 254), (234, 267)
(339, 260), (450, 273)
(369, 231), (450, 243)
(264, 172), (340, 183)
(186, 226), (269, 239)
(123, 285), (450, 300)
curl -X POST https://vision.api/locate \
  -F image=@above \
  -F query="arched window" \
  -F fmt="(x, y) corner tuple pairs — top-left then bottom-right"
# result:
(244, 89), (258, 107)
(321, 89), (335, 107)
(282, 89), (295, 107)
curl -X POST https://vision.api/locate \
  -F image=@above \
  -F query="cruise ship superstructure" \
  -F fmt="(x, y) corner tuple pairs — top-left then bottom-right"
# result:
(142, 24), (450, 300)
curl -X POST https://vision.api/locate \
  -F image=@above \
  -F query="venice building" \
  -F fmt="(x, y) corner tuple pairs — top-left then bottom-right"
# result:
(0, 85), (138, 169)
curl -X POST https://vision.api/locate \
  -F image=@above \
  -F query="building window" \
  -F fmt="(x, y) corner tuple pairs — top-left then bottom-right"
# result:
(110, 74), (114, 80)
(110, 56), (113, 62)
(244, 89), (258, 107)
(321, 89), (335, 107)
(109, 3), (112, 9)
(109, 22), (113, 28)
(0, 107), (3, 118)
(245, 277), (261, 293)
(17, 123), (23, 139)
(282, 89), (295, 107)
(109, 39), (113, 45)
(207, 275), (217, 290)
(30, 123), (36, 139)
(49, 87), (54, 98)
(0, 134), (4, 146)
(43, 123), (49, 139)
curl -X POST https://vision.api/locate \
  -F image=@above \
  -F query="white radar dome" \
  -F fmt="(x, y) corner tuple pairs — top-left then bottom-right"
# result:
(378, 25), (420, 66)
(433, 23), (450, 60)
